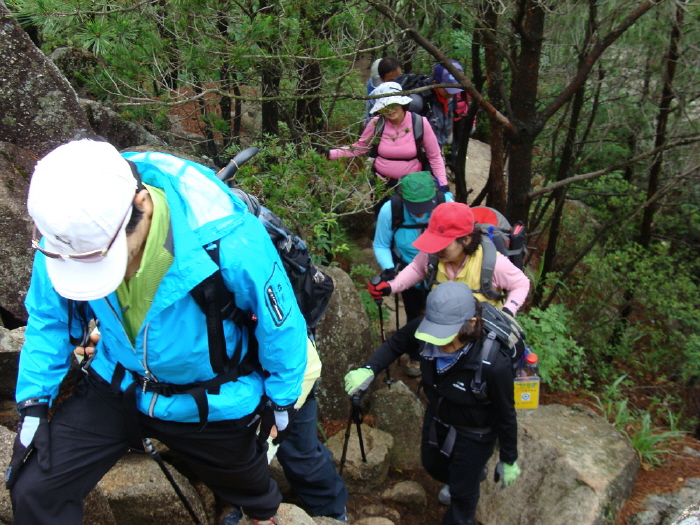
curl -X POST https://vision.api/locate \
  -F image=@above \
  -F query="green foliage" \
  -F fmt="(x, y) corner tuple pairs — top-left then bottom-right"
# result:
(591, 376), (685, 468)
(561, 242), (700, 384)
(518, 305), (589, 390)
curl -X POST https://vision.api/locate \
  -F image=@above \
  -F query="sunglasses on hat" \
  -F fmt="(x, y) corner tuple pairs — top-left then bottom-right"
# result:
(31, 205), (132, 262)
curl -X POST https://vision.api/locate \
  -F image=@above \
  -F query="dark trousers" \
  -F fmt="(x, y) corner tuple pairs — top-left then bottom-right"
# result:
(276, 395), (348, 518)
(401, 286), (427, 323)
(10, 374), (280, 525)
(421, 408), (495, 525)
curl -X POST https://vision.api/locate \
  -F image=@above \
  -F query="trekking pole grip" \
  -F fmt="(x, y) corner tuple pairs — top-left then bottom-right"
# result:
(369, 275), (383, 306)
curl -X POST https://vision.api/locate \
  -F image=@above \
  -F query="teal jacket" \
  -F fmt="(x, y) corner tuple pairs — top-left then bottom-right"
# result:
(17, 152), (307, 423)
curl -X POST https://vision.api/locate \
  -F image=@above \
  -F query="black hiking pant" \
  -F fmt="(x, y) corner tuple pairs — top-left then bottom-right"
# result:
(10, 372), (281, 525)
(401, 286), (428, 323)
(421, 407), (495, 525)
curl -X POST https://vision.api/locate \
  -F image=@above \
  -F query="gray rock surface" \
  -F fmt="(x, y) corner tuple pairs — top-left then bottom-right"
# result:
(80, 99), (165, 151)
(476, 404), (639, 525)
(0, 143), (35, 323)
(315, 266), (376, 420)
(96, 452), (208, 525)
(368, 381), (424, 469)
(674, 503), (700, 525)
(353, 518), (396, 525)
(48, 47), (101, 99)
(355, 503), (401, 524)
(0, 4), (92, 158)
(0, 327), (24, 400)
(0, 425), (14, 524)
(380, 480), (427, 514)
(326, 423), (394, 494)
(628, 478), (700, 525)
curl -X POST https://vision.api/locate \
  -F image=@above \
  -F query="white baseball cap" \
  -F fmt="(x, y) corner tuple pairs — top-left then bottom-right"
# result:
(27, 139), (137, 301)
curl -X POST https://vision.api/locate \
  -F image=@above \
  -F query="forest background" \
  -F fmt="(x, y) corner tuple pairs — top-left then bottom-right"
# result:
(6, 0), (700, 472)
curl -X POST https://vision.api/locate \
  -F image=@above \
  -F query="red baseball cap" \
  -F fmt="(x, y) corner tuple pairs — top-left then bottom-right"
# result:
(412, 202), (475, 253)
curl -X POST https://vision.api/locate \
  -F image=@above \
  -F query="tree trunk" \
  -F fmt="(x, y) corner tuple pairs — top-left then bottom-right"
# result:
(506, 0), (545, 225)
(639, 1), (685, 247)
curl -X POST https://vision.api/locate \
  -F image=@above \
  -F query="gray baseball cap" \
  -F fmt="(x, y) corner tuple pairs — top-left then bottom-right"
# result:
(415, 281), (476, 345)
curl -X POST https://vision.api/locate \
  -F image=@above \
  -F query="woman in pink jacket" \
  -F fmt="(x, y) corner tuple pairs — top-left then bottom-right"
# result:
(328, 82), (449, 192)
(368, 202), (530, 316)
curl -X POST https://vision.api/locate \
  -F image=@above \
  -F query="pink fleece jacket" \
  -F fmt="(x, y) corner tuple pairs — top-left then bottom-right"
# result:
(329, 112), (448, 186)
(389, 251), (530, 314)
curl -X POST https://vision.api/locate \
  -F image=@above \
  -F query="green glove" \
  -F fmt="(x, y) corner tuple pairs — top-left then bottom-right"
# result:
(494, 461), (520, 488)
(344, 368), (374, 396)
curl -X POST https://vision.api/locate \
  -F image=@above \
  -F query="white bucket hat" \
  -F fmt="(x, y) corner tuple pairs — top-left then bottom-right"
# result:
(27, 139), (137, 301)
(369, 81), (413, 115)
(369, 58), (382, 88)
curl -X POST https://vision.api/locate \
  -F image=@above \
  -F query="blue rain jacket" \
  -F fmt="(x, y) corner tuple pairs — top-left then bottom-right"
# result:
(17, 152), (307, 423)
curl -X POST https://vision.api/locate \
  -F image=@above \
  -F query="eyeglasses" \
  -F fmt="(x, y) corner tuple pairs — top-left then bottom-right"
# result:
(31, 205), (132, 261)
(378, 104), (400, 115)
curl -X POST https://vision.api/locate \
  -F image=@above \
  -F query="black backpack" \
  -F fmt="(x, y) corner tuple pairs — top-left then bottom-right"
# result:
(470, 302), (527, 400)
(472, 206), (526, 270)
(193, 186), (334, 376)
(388, 191), (446, 265)
(393, 73), (435, 117)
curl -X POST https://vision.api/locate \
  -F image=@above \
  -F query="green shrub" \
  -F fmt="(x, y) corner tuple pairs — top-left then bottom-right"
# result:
(518, 304), (590, 390)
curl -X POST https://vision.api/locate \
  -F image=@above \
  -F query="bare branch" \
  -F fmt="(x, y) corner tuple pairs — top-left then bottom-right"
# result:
(528, 135), (700, 199)
(365, 0), (516, 134)
(538, 0), (662, 126)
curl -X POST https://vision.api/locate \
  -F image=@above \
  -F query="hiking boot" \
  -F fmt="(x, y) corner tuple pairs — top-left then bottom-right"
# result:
(222, 509), (278, 525)
(221, 508), (243, 525)
(438, 484), (450, 505)
(405, 359), (422, 378)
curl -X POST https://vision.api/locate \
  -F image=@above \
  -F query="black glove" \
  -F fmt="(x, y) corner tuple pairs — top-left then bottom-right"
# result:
(502, 307), (514, 317)
(5, 399), (50, 490)
(259, 399), (298, 446)
(380, 268), (397, 281)
(313, 145), (330, 158)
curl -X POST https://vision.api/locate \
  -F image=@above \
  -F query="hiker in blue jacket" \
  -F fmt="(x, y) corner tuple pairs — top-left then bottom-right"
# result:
(7, 139), (307, 525)
(373, 171), (453, 376)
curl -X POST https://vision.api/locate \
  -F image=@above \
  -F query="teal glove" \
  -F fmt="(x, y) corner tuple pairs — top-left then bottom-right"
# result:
(494, 461), (520, 488)
(344, 368), (374, 396)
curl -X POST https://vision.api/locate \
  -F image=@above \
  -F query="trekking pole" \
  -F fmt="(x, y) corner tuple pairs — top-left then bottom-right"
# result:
(338, 407), (353, 476)
(143, 438), (204, 525)
(369, 276), (393, 387)
(352, 394), (368, 464)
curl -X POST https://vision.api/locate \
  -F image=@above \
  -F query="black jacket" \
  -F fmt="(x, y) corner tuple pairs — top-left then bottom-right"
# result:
(365, 316), (518, 464)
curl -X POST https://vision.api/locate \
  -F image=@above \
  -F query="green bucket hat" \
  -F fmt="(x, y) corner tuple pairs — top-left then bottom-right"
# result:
(401, 171), (438, 215)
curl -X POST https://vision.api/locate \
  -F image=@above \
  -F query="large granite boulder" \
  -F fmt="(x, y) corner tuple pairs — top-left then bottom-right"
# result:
(315, 266), (375, 420)
(0, 143), (35, 324)
(368, 380), (424, 469)
(79, 99), (165, 151)
(326, 424), (394, 495)
(95, 452), (208, 525)
(0, 3), (92, 158)
(476, 404), (639, 525)
(48, 47), (101, 99)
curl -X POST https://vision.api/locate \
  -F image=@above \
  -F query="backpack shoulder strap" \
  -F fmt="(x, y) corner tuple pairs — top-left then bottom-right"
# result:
(191, 240), (253, 374)
(369, 116), (386, 158)
(426, 252), (440, 289)
(412, 112), (424, 144)
(476, 237), (505, 301)
(390, 193), (405, 231)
